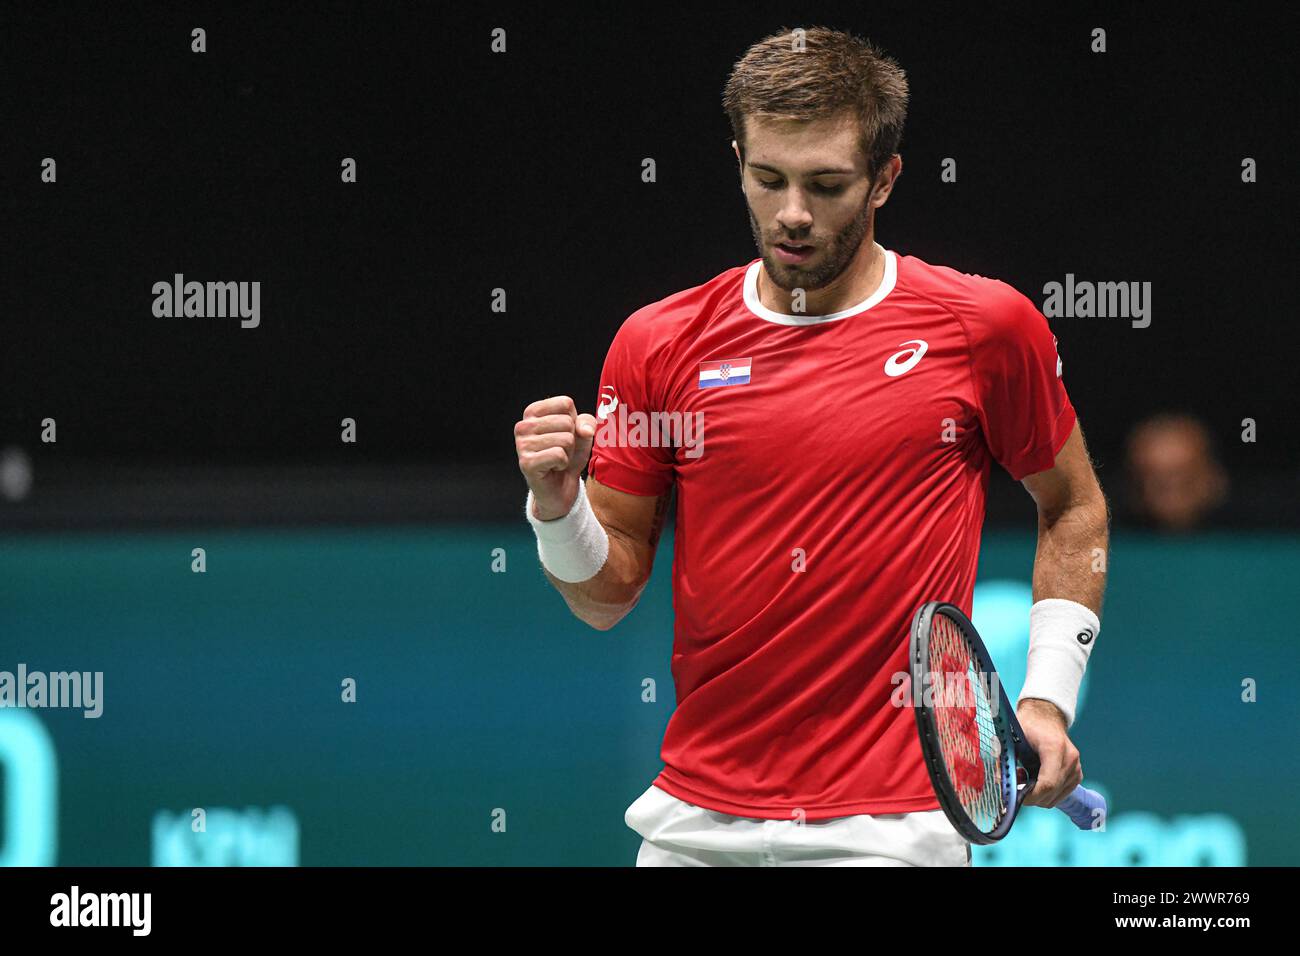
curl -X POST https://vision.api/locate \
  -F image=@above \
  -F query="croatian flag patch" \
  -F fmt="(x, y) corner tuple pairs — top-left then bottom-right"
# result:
(698, 358), (752, 389)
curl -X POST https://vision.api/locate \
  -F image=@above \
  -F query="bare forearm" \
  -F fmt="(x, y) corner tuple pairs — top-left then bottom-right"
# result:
(1030, 495), (1110, 618)
(543, 533), (648, 630)
(541, 488), (670, 631)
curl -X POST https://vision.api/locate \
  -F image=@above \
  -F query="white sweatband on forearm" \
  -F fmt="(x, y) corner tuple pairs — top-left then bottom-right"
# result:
(524, 480), (610, 583)
(1016, 598), (1100, 729)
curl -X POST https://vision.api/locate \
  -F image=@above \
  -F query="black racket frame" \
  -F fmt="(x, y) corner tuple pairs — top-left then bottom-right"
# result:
(908, 601), (1040, 845)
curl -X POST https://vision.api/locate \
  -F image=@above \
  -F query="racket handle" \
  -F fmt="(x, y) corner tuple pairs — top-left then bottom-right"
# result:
(1057, 785), (1107, 830)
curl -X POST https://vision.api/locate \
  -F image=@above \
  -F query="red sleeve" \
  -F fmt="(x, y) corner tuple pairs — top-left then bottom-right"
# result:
(586, 313), (676, 497)
(968, 283), (1077, 481)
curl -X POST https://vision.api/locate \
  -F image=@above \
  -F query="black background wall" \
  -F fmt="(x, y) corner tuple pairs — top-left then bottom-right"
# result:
(2, 2), (1296, 526)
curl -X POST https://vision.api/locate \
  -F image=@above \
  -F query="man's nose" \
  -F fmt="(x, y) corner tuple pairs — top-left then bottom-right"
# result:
(776, 192), (814, 233)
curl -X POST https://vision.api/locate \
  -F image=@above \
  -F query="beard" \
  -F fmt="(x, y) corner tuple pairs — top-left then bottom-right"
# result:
(747, 185), (875, 292)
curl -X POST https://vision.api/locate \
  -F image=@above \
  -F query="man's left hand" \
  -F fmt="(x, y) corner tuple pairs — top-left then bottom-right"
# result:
(1016, 698), (1083, 807)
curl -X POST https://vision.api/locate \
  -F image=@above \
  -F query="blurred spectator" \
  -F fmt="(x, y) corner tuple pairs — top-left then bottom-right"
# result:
(1121, 413), (1229, 532)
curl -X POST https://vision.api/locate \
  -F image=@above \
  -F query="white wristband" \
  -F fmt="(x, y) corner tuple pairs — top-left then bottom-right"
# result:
(1016, 598), (1100, 729)
(524, 481), (610, 583)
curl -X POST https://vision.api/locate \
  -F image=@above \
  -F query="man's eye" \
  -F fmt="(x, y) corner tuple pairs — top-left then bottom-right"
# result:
(759, 178), (847, 195)
(756, 179), (843, 195)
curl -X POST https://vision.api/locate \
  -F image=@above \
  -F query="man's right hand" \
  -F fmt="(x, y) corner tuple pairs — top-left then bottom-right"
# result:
(515, 395), (598, 521)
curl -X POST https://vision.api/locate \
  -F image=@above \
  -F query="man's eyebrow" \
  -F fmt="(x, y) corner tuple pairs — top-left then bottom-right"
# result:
(746, 161), (855, 176)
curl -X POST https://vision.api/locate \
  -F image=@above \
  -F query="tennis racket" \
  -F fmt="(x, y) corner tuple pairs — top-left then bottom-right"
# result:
(908, 600), (1106, 844)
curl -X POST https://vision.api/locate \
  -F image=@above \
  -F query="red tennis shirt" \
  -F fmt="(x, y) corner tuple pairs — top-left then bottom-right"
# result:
(587, 245), (1077, 819)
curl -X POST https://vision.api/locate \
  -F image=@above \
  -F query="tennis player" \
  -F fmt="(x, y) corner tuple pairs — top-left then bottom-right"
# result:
(514, 27), (1109, 866)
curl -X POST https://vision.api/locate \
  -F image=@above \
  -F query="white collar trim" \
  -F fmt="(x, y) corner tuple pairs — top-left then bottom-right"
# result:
(743, 245), (897, 326)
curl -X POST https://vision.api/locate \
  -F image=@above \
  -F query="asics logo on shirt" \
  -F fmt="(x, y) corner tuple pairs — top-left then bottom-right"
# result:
(884, 340), (929, 377)
(596, 386), (619, 420)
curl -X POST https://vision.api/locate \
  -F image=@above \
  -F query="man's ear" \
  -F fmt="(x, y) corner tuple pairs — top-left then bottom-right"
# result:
(731, 139), (741, 164)
(869, 154), (903, 208)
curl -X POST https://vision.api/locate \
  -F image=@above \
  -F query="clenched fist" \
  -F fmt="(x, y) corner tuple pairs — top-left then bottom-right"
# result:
(515, 396), (598, 521)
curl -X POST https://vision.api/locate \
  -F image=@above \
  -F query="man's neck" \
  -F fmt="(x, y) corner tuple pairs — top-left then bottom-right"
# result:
(759, 240), (885, 317)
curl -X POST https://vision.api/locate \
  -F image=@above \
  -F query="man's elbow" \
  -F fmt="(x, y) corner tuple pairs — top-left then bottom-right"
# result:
(575, 596), (640, 631)
(565, 580), (647, 631)
(554, 553), (653, 631)
(1065, 493), (1109, 542)
(1040, 479), (1109, 531)
(1085, 482), (1111, 529)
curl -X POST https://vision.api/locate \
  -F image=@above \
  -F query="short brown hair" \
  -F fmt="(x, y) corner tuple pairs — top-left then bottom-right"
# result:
(722, 26), (909, 182)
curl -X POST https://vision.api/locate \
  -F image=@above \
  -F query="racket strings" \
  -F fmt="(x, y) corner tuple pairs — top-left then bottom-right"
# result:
(928, 614), (1008, 835)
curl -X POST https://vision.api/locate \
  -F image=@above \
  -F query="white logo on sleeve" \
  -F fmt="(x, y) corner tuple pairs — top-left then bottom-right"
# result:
(884, 340), (929, 377)
(596, 386), (619, 420)
(1053, 335), (1063, 377)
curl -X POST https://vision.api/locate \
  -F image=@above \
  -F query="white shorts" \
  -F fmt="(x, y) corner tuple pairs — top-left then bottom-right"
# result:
(624, 783), (972, 867)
